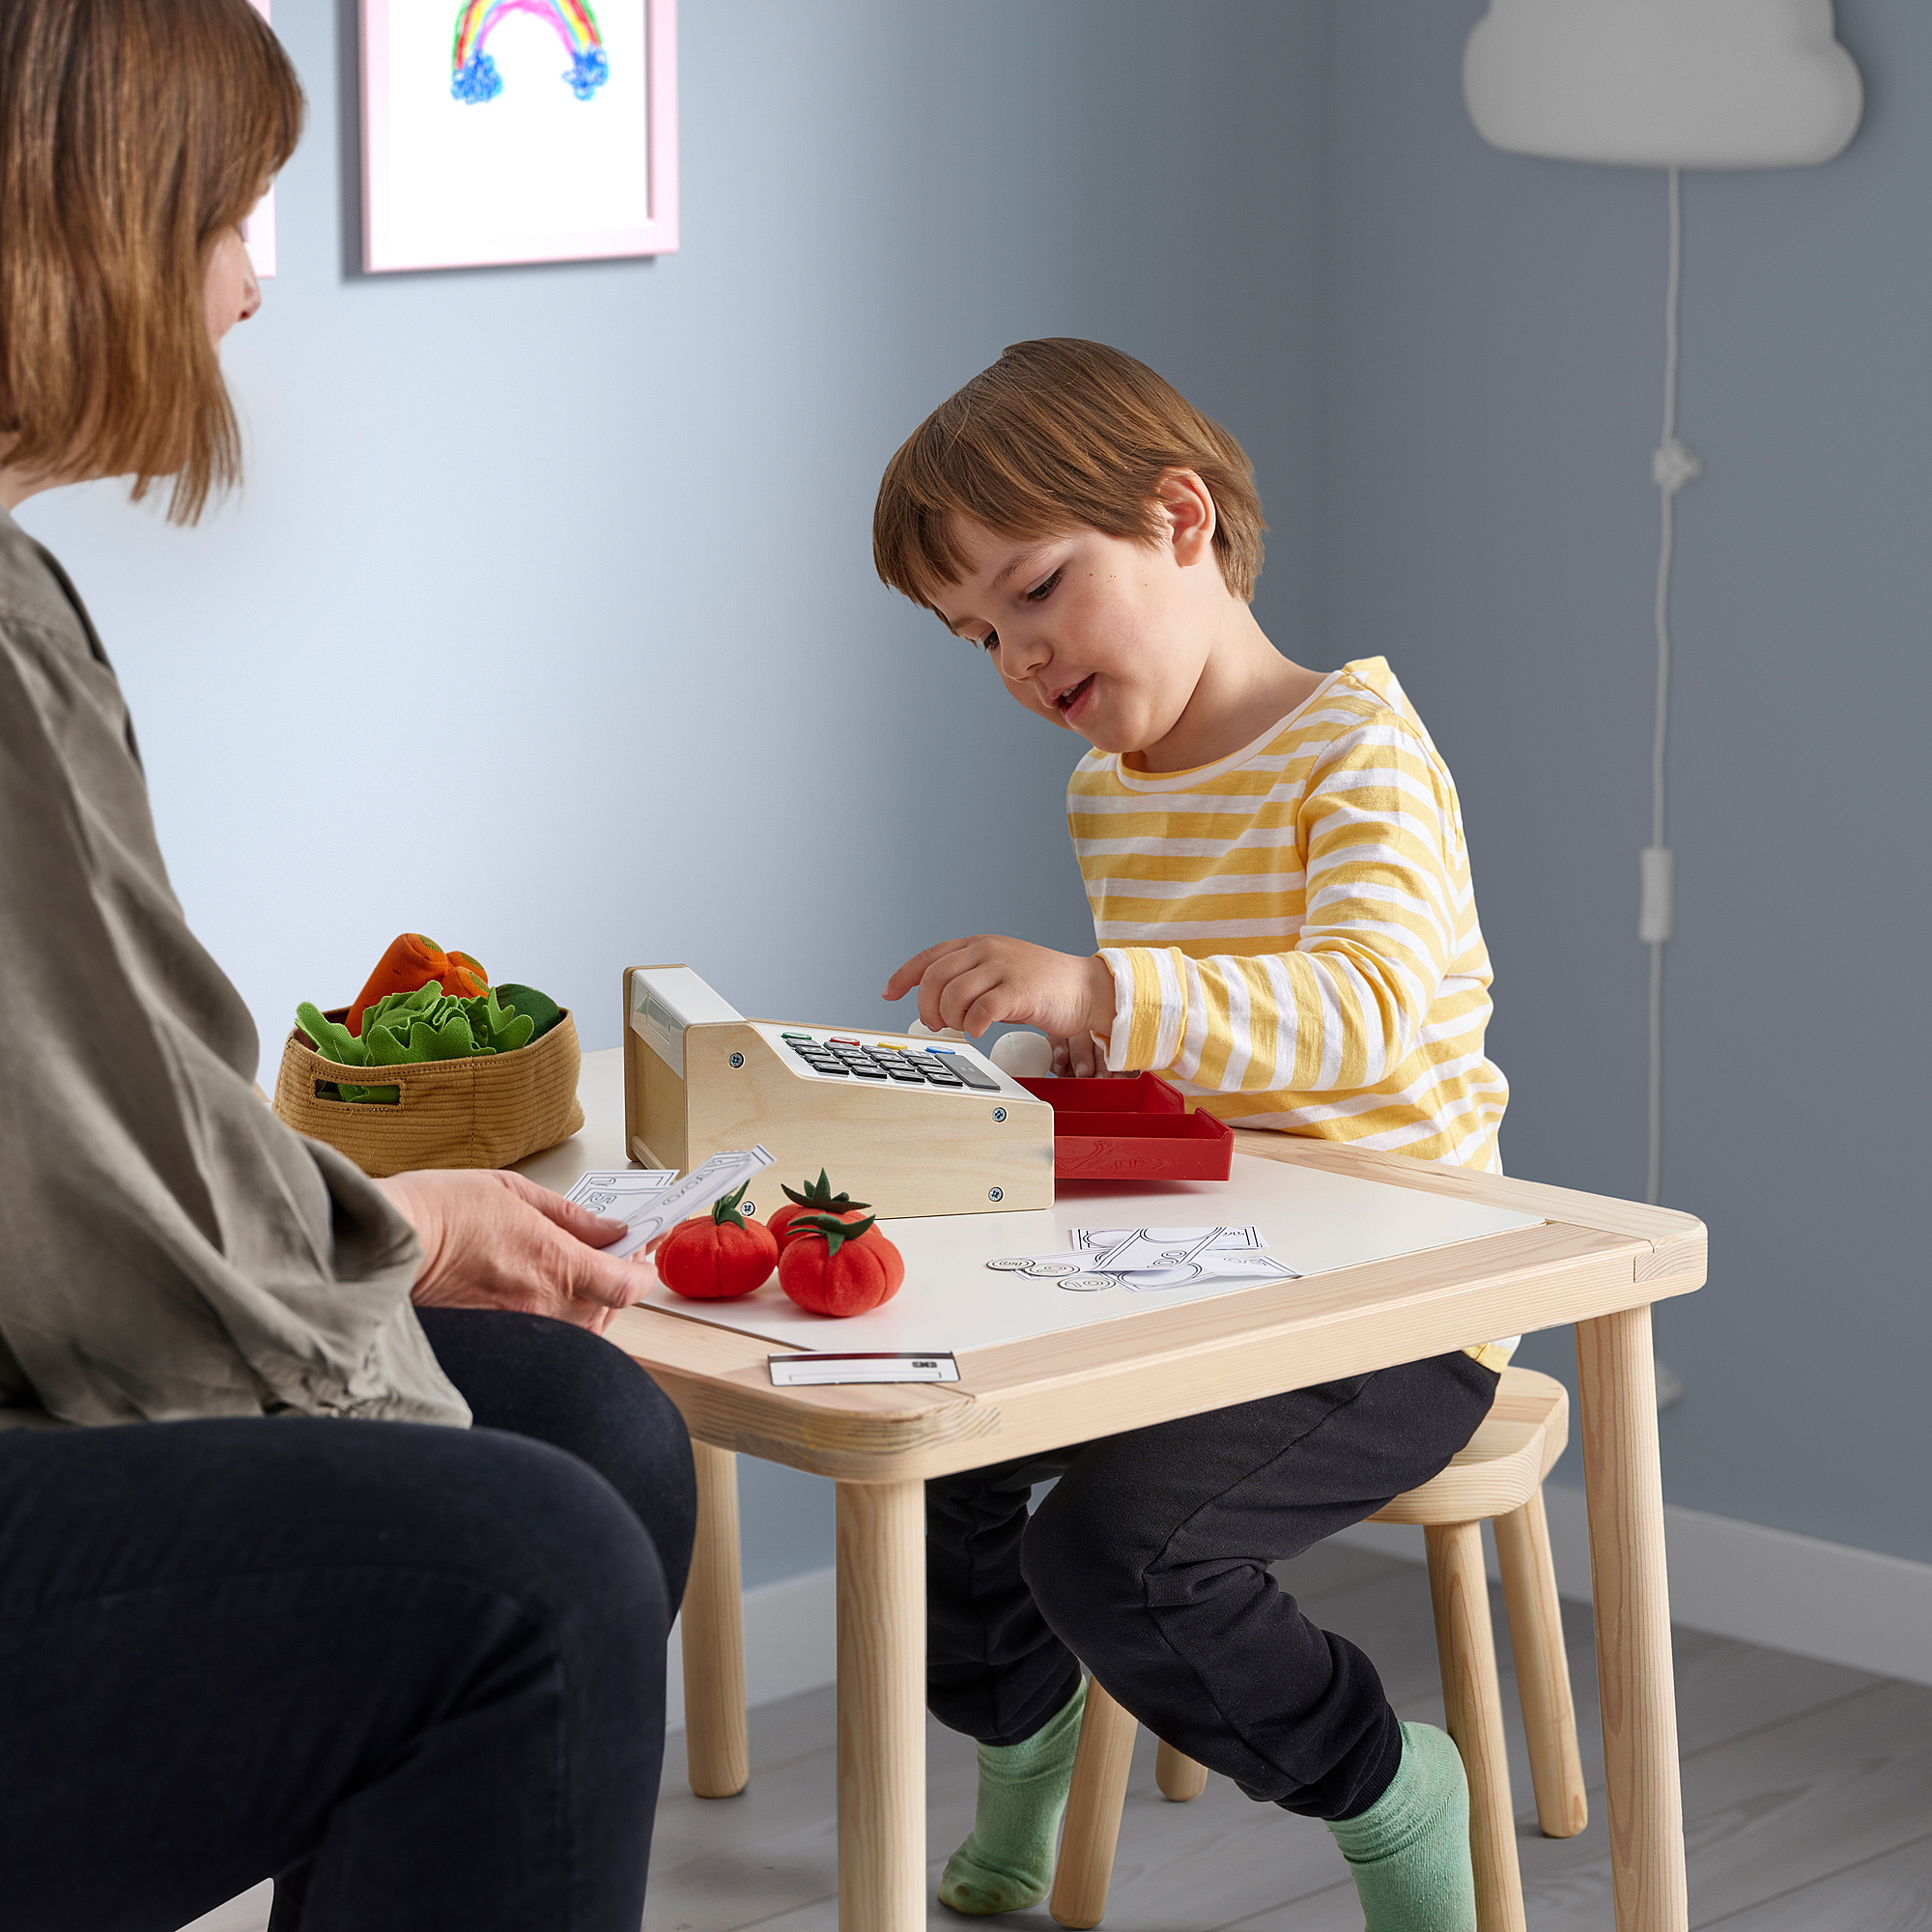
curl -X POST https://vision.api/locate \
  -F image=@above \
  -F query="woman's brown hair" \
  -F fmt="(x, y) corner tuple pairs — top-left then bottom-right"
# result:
(0, 0), (304, 523)
(873, 338), (1267, 611)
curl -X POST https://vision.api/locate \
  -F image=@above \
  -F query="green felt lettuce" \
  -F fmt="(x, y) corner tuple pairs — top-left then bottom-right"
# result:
(294, 1004), (398, 1103)
(495, 983), (563, 1041)
(295, 983), (536, 1105)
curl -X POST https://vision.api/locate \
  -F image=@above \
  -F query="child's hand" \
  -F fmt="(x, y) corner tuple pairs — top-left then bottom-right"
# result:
(885, 936), (1115, 1045)
(1051, 1033), (1116, 1078)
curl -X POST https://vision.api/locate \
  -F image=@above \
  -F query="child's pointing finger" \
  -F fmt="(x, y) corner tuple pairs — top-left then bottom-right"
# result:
(884, 935), (981, 1003)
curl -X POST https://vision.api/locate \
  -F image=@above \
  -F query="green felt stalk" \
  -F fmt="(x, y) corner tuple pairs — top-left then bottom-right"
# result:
(781, 1168), (871, 1214)
(791, 1211), (876, 1258)
(711, 1182), (752, 1232)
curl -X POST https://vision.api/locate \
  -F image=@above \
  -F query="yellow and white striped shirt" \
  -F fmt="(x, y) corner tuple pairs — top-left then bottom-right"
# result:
(1072, 658), (1512, 1362)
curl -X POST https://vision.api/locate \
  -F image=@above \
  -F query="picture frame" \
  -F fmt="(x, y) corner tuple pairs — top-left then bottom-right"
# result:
(358, 0), (678, 274)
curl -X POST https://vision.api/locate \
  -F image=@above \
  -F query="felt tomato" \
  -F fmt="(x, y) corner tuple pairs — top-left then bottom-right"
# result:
(655, 1185), (778, 1301)
(768, 1170), (873, 1250)
(778, 1213), (904, 1319)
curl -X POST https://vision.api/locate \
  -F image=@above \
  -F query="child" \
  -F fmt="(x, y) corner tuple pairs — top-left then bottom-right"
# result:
(872, 339), (1512, 1931)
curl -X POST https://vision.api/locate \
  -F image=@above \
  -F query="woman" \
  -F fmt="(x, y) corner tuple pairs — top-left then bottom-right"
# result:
(0, 4), (695, 1927)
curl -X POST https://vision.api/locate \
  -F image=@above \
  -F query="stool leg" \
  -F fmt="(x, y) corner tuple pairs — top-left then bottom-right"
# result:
(1495, 1489), (1588, 1837)
(1425, 1521), (1527, 1932)
(682, 1441), (751, 1799)
(1050, 1677), (1140, 1930)
(1154, 1739), (1208, 1802)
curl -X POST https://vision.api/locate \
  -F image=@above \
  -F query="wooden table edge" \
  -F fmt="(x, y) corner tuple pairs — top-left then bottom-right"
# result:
(614, 1209), (1703, 1482)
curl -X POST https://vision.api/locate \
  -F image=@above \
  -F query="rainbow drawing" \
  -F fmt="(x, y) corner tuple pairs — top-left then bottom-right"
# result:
(451, 0), (609, 105)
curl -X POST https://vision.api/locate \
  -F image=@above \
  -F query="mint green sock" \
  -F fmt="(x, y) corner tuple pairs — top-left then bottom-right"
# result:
(938, 1678), (1088, 1917)
(1326, 1721), (1477, 1932)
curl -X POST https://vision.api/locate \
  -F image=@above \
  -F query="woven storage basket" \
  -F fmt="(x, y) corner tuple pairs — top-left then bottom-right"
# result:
(271, 1005), (584, 1178)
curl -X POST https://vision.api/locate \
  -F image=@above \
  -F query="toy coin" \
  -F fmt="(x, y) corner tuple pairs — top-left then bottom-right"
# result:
(984, 1257), (1035, 1271)
(1022, 1260), (1082, 1277)
(1059, 1274), (1117, 1293)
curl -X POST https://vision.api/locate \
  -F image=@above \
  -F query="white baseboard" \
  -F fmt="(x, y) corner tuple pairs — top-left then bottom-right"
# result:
(668, 1497), (1932, 1731)
(665, 1565), (837, 1732)
(1332, 1486), (1932, 1689)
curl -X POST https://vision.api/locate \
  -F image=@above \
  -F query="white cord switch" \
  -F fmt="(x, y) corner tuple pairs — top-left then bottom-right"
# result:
(1639, 845), (1675, 945)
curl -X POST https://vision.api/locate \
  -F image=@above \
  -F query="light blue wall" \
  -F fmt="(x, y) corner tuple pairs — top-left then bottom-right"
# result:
(1321, 2), (1932, 1562)
(18, 0), (1329, 1589)
(29, 1), (1918, 1584)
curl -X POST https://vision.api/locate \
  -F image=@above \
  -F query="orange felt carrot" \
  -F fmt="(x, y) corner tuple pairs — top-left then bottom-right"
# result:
(348, 933), (447, 1036)
(440, 951), (490, 998)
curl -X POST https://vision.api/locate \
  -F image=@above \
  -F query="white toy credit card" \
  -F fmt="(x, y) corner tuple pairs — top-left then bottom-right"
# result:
(769, 1352), (960, 1386)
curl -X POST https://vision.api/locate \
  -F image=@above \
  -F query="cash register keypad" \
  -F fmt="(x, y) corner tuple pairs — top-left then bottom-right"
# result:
(779, 1032), (999, 1092)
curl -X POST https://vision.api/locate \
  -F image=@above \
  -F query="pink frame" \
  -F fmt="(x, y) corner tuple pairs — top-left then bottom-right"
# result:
(359, 0), (678, 273)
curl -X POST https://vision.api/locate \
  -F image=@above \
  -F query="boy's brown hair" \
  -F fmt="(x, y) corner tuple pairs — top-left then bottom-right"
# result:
(873, 338), (1265, 611)
(0, 0), (304, 524)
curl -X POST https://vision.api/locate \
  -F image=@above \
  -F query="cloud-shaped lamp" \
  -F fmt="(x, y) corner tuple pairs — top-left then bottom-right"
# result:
(1464, 0), (1862, 169)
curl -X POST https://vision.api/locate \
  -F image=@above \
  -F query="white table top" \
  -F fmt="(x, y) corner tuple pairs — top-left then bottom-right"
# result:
(522, 1050), (1542, 1358)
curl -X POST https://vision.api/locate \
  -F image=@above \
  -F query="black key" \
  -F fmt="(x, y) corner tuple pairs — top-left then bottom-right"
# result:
(884, 1068), (925, 1083)
(937, 1057), (999, 1090)
(807, 1064), (848, 1077)
(923, 1071), (965, 1088)
(846, 1063), (888, 1079)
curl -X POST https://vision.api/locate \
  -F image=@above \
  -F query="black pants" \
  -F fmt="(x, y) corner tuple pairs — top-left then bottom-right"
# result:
(925, 1349), (1497, 1821)
(0, 1308), (696, 1932)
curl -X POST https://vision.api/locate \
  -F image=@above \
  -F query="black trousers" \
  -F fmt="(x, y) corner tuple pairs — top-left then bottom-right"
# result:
(0, 1308), (696, 1932)
(925, 1349), (1497, 1821)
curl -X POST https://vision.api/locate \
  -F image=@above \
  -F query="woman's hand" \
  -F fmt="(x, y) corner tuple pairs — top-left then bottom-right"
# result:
(377, 1169), (655, 1336)
(885, 935), (1115, 1043)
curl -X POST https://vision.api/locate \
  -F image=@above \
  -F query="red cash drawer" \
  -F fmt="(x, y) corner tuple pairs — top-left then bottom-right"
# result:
(1015, 1074), (1235, 1182)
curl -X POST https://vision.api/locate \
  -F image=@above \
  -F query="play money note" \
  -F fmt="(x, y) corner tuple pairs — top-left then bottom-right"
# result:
(605, 1147), (776, 1259)
(565, 1170), (678, 1218)
(1072, 1226), (1264, 1272)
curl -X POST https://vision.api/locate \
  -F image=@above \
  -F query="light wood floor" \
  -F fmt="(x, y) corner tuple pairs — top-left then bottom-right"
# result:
(184, 1543), (1932, 1932)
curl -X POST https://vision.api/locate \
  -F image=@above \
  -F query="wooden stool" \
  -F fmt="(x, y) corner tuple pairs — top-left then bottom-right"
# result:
(1049, 1366), (1586, 1932)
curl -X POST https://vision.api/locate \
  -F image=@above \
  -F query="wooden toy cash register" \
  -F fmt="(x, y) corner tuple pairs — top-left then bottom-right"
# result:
(622, 965), (1056, 1218)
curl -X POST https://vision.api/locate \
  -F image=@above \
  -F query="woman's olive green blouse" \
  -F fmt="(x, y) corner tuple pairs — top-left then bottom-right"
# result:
(0, 508), (467, 1429)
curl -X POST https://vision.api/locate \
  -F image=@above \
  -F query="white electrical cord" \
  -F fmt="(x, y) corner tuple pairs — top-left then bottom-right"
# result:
(1644, 166), (1701, 1208)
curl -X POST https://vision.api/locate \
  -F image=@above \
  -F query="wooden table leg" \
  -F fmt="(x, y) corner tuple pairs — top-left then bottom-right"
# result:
(838, 1478), (925, 1932)
(682, 1441), (750, 1799)
(1576, 1307), (1688, 1932)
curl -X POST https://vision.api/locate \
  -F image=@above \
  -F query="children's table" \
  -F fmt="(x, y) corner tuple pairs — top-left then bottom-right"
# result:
(520, 1049), (1705, 1932)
